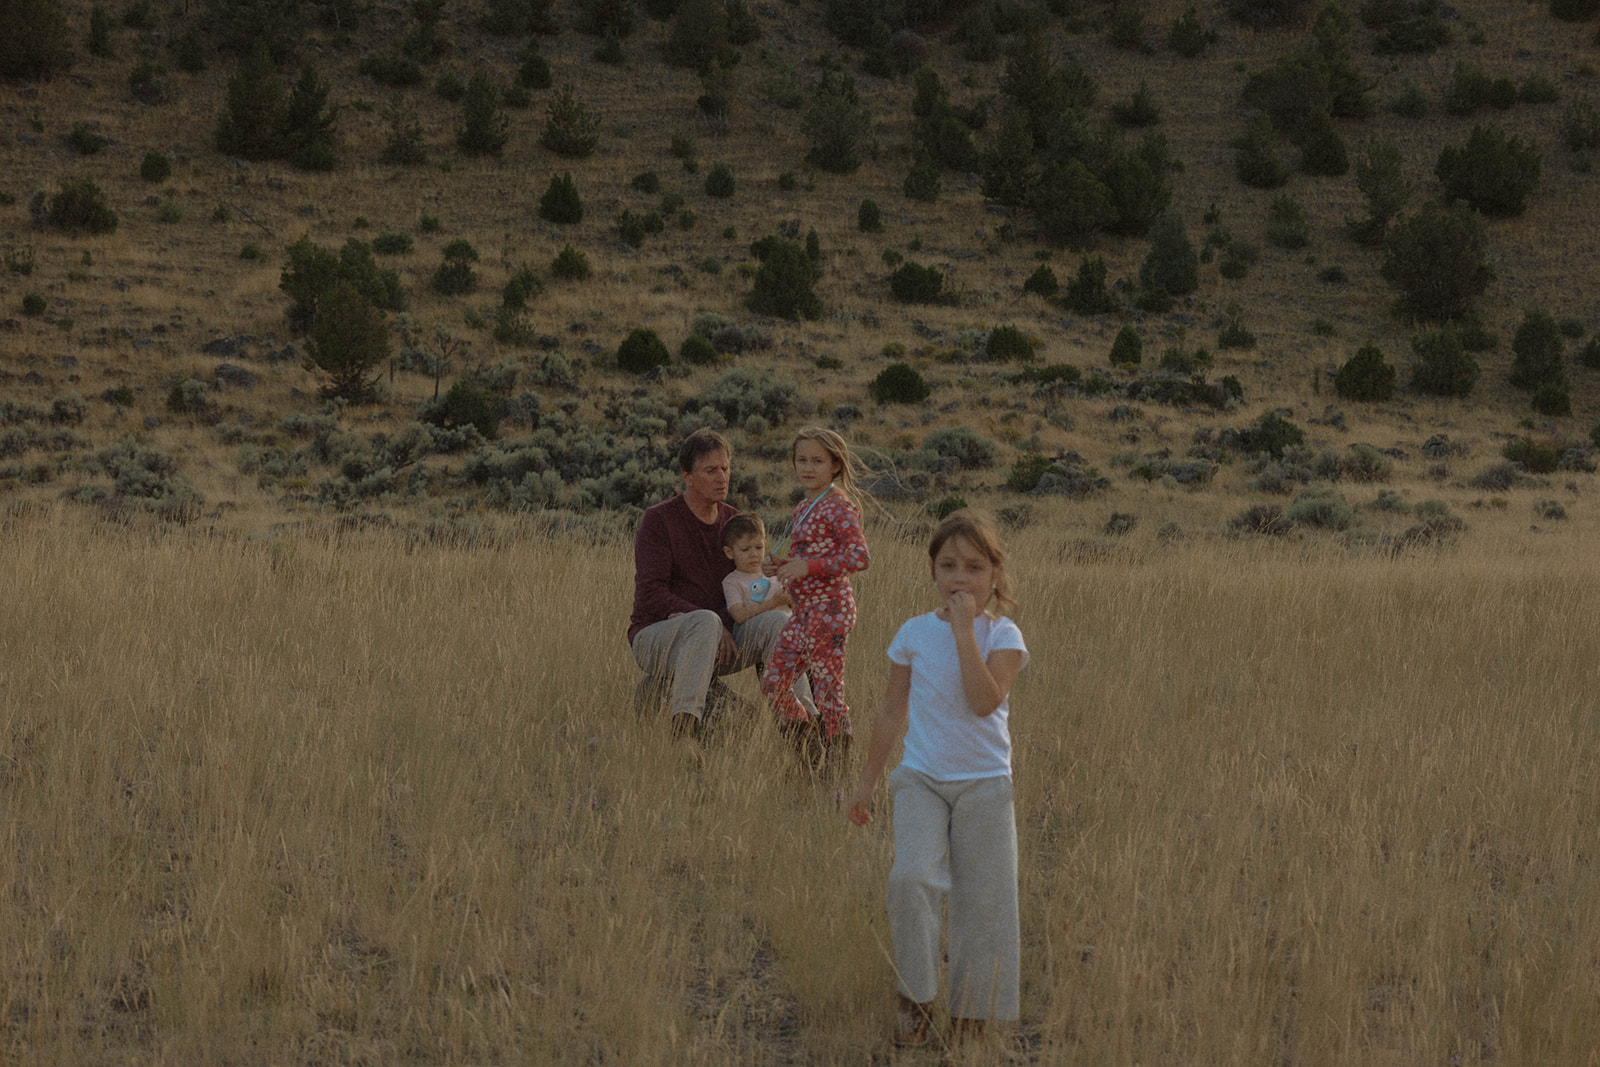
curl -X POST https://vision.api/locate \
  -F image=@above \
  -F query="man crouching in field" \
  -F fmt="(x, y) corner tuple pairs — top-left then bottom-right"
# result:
(629, 428), (815, 740)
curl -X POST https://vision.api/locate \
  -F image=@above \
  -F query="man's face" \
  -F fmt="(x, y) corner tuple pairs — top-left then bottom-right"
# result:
(682, 448), (731, 507)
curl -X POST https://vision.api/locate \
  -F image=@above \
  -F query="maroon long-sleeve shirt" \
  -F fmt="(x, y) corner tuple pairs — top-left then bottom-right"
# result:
(627, 494), (737, 644)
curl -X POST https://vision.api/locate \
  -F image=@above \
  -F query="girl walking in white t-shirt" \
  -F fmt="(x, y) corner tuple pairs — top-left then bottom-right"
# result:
(846, 510), (1028, 1048)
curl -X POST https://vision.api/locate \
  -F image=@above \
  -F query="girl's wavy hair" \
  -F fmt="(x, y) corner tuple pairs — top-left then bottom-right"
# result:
(929, 509), (1017, 615)
(790, 426), (875, 511)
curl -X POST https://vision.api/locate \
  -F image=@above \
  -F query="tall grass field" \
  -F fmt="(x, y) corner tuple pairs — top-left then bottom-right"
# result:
(2, 506), (1596, 1064)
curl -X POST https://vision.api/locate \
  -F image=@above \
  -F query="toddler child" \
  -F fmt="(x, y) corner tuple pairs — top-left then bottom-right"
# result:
(721, 512), (791, 624)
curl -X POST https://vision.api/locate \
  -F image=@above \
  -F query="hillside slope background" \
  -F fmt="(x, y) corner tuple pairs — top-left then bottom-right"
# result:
(1, 0), (1598, 542)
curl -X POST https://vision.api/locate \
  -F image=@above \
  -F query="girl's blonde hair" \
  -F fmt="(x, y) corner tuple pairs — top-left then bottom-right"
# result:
(791, 426), (872, 509)
(929, 509), (1016, 615)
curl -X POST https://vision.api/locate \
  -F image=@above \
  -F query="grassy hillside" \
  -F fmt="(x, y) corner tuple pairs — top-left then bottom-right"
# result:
(3, 508), (1598, 1062)
(0, 0), (1597, 542)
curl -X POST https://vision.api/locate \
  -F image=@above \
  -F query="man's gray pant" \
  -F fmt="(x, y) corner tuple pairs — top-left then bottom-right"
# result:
(631, 609), (816, 723)
(887, 765), (1020, 1021)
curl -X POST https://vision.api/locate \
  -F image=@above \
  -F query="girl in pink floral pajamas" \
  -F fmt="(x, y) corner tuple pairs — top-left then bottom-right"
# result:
(761, 427), (871, 765)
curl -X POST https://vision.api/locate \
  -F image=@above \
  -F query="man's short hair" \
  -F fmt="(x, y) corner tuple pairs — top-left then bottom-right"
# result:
(679, 427), (732, 473)
(721, 512), (765, 547)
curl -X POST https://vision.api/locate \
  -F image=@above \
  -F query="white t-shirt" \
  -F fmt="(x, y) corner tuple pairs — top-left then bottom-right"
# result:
(888, 611), (1029, 781)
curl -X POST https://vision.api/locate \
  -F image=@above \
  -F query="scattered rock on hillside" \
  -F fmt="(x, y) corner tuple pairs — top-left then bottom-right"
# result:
(214, 364), (257, 389)
(1421, 434), (1467, 458)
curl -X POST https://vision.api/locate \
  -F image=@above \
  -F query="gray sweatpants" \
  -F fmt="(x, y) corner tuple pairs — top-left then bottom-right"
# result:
(631, 608), (815, 722)
(888, 764), (1020, 1021)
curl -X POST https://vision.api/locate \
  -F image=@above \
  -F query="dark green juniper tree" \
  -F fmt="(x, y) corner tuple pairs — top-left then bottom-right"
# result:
(457, 70), (509, 156)
(539, 83), (599, 157)
(282, 62), (338, 170)
(0, 0), (72, 79)
(215, 40), (285, 160)
(304, 280), (390, 402)
(802, 73), (871, 174)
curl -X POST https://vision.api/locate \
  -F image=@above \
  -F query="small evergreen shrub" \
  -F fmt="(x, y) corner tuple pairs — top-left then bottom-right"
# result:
(457, 71), (509, 157)
(802, 71), (872, 175)
(631, 170), (660, 194)
(1409, 328), (1479, 397)
(1234, 411), (1305, 459)
(1299, 116), (1348, 176)
(679, 333), (718, 366)
(21, 293), (46, 316)
(1111, 82), (1161, 127)
(902, 155), (941, 202)
(1265, 194), (1310, 249)
(1233, 116), (1290, 189)
(1502, 436), (1562, 473)
(1334, 344), (1396, 401)
(539, 83), (600, 158)
(1520, 74), (1560, 105)
(1168, 6), (1217, 56)
(1218, 303), (1257, 350)
(1381, 204), (1491, 321)
(173, 27), (205, 72)
(1509, 309), (1567, 391)
(1110, 325), (1143, 366)
(1531, 381), (1572, 416)
(47, 179), (118, 234)
(360, 53), (425, 87)
(616, 327), (671, 374)
(746, 237), (822, 320)
(550, 244), (591, 280)
(431, 239), (480, 295)
(1563, 97), (1600, 153)
(890, 262), (943, 304)
(1444, 62), (1496, 116)
(501, 265), (542, 309)
(986, 325), (1035, 362)
(1436, 124), (1542, 218)
(704, 162), (735, 197)
(1023, 264), (1058, 298)
(1139, 209), (1198, 296)
(419, 378), (504, 439)
(858, 198), (883, 233)
(514, 36), (552, 87)
(538, 172), (584, 224)
(435, 69), (466, 101)
(1579, 337), (1600, 369)
(303, 281), (391, 402)
(139, 151), (172, 183)
(1389, 79), (1428, 118)
(86, 4), (114, 56)
(869, 362), (931, 404)
(1064, 257), (1118, 313)
(372, 232), (413, 255)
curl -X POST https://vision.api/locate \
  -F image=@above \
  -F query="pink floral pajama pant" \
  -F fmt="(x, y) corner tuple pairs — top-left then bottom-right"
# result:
(760, 607), (853, 741)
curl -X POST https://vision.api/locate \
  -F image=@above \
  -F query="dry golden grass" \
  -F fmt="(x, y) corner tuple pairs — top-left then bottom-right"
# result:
(3, 504), (1598, 1063)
